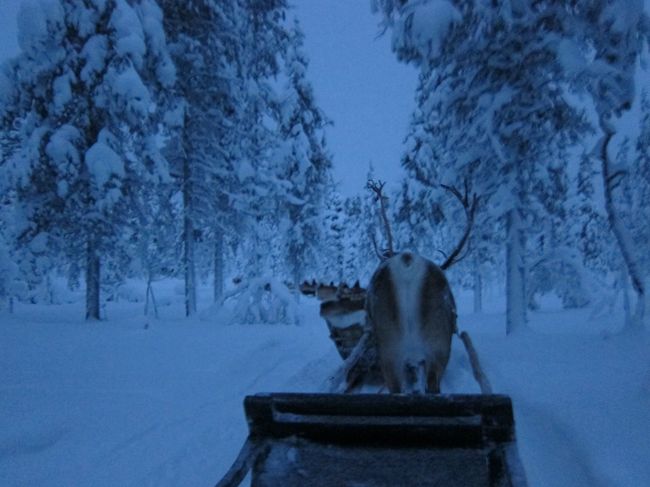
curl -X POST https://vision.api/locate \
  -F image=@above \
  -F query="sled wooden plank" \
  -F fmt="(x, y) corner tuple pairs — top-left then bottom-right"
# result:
(215, 393), (527, 486)
(240, 393), (526, 487)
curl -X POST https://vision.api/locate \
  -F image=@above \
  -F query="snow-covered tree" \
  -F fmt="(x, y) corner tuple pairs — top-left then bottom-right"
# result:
(570, 1), (649, 329)
(161, 0), (247, 314)
(322, 188), (346, 283)
(339, 194), (375, 285)
(0, 0), (176, 320)
(0, 228), (26, 312)
(374, 0), (593, 333)
(162, 1), (333, 314)
(275, 20), (333, 285)
(632, 93), (650, 276)
(590, 91), (650, 325)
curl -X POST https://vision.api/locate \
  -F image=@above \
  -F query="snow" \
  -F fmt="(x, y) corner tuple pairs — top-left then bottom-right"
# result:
(110, 0), (146, 67)
(227, 277), (300, 326)
(85, 141), (124, 189)
(136, 0), (175, 87)
(45, 124), (81, 167)
(28, 232), (48, 254)
(557, 38), (587, 78)
(56, 180), (68, 198)
(52, 72), (72, 111)
(17, 0), (64, 58)
(327, 309), (366, 329)
(80, 35), (108, 84)
(1, 282), (648, 486)
(603, 0), (643, 34)
(112, 66), (151, 116)
(393, 0), (461, 61)
(236, 159), (255, 182)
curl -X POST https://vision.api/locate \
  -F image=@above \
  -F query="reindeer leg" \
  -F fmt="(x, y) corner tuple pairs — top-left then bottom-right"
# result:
(426, 365), (441, 394)
(381, 357), (403, 393)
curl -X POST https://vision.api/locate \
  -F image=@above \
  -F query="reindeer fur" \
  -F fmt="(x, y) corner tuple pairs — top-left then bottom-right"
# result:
(366, 252), (457, 394)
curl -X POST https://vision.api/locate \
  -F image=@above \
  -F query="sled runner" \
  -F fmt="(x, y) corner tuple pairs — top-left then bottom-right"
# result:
(215, 392), (527, 487)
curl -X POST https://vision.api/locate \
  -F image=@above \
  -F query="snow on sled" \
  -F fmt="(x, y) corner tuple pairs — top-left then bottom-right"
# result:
(216, 392), (527, 487)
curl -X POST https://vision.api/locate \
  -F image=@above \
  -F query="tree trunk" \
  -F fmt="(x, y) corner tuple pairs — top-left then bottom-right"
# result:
(46, 274), (54, 305)
(620, 267), (631, 326)
(213, 231), (224, 304)
(601, 129), (645, 330)
(183, 156), (197, 317)
(145, 273), (159, 319)
(85, 235), (101, 321)
(506, 208), (527, 334)
(473, 255), (482, 313)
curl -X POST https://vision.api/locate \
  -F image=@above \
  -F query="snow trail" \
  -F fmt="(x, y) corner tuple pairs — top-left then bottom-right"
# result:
(1, 289), (649, 486)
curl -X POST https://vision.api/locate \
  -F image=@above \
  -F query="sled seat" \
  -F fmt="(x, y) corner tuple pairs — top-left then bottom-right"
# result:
(216, 393), (527, 487)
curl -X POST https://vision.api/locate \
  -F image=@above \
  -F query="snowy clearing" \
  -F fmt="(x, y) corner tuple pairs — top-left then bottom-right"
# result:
(1, 282), (649, 487)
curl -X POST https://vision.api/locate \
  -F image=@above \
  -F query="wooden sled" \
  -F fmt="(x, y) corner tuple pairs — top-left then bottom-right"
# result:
(215, 331), (527, 487)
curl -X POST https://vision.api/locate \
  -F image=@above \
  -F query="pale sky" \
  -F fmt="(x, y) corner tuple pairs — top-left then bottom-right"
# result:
(0, 0), (415, 198)
(290, 0), (417, 196)
(0, 0), (19, 60)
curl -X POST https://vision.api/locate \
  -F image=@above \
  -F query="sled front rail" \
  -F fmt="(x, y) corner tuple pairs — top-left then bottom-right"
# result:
(216, 393), (527, 487)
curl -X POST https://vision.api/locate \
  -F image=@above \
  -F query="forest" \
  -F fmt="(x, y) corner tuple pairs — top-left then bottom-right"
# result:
(1, 1), (649, 486)
(0, 1), (649, 331)
(1, 0), (649, 333)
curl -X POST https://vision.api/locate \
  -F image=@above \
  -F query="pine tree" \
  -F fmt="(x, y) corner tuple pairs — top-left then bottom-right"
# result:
(323, 188), (346, 283)
(161, 0), (246, 314)
(0, 0), (176, 320)
(275, 20), (333, 285)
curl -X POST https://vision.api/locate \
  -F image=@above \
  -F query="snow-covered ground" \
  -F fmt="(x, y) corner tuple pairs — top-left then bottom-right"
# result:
(1, 281), (649, 486)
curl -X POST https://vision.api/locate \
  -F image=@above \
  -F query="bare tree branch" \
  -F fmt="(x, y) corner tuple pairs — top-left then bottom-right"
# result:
(367, 179), (395, 258)
(369, 230), (383, 261)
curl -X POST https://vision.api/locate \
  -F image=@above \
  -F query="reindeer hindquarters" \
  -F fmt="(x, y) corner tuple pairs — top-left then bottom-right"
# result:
(374, 323), (405, 393)
(367, 265), (404, 392)
(420, 265), (456, 394)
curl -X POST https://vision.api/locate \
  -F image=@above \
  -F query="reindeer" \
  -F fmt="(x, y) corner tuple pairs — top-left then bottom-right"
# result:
(365, 180), (477, 394)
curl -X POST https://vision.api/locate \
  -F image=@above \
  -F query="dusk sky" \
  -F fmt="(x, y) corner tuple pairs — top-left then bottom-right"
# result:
(291, 0), (418, 196)
(0, 0), (417, 197)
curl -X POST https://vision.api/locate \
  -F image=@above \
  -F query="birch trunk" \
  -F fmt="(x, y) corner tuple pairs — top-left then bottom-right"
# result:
(601, 129), (645, 330)
(506, 208), (527, 334)
(85, 235), (101, 321)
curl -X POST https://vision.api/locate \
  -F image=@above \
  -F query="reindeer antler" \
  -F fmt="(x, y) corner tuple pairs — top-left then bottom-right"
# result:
(367, 179), (395, 258)
(440, 181), (479, 270)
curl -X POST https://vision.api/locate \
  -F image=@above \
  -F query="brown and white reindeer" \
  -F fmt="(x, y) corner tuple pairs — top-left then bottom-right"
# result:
(365, 180), (477, 394)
